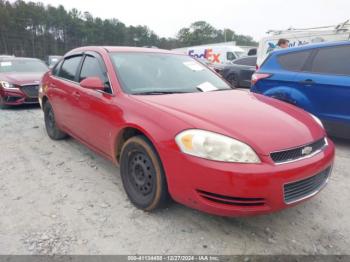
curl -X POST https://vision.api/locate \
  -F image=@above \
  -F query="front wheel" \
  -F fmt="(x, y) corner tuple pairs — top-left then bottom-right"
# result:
(0, 96), (8, 109)
(44, 101), (68, 140)
(120, 136), (170, 211)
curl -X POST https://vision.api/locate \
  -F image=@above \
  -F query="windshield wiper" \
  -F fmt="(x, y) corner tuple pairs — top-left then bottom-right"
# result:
(131, 91), (191, 95)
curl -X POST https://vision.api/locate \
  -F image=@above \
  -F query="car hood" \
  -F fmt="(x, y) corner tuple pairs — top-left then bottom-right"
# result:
(131, 90), (325, 155)
(0, 72), (45, 85)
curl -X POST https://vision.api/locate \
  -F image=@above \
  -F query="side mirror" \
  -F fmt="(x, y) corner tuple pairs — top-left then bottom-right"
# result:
(80, 77), (104, 91)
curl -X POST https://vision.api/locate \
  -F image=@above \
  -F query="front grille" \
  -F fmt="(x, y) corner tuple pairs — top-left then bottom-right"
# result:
(284, 166), (331, 204)
(5, 96), (21, 103)
(20, 85), (39, 98)
(197, 189), (265, 207)
(25, 97), (39, 103)
(271, 138), (327, 164)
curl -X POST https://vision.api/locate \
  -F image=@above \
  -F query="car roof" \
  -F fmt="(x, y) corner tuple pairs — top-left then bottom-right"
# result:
(271, 40), (350, 55)
(66, 46), (183, 56)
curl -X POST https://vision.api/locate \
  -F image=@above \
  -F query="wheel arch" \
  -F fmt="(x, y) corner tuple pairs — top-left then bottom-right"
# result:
(42, 95), (49, 109)
(114, 124), (160, 165)
(263, 86), (313, 111)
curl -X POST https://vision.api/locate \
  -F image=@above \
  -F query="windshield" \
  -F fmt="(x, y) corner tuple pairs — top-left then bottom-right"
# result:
(0, 59), (48, 73)
(110, 52), (232, 94)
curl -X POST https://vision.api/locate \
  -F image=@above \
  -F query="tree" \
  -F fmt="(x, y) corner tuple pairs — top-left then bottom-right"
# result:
(0, 1), (258, 58)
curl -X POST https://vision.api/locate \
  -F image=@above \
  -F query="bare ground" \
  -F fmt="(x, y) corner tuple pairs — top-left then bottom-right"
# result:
(0, 105), (349, 255)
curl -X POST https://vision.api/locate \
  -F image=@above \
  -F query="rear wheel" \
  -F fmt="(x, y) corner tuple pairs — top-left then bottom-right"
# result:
(44, 101), (67, 140)
(120, 136), (170, 211)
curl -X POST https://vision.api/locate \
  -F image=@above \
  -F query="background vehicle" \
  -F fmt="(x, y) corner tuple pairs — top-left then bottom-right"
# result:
(40, 46), (334, 217)
(173, 43), (245, 65)
(251, 41), (350, 139)
(0, 57), (48, 107)
(46, 55), (62, 68)
(220, 56), (257, 88)
(257, 19), (350, 66)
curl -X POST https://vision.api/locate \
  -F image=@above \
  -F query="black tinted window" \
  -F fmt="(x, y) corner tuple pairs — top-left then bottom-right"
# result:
(58, 56), (82, 81)
(52, 60), (62, 76)
(278, 50), (311, 71)
(80, 56), (105, 82)
(79, 55), (111, 93)
(310, 45), (350, 75)
(227, 52), (236, 61)
(233, 56), (257, 66)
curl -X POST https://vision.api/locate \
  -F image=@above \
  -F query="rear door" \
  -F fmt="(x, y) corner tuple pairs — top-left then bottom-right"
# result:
(49, 54), (83, 131)
(293, 45), (350, 124)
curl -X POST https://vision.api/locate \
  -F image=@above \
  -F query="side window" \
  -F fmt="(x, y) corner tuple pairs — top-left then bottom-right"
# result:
(79, 55), (112, 93)
(310, 45), (350, 75)
(52, 60), (63, 76)
(234, 57), (257, 66)
(277, 50), (312, 71)
(227, 52), (236, 61)
(58, 56), (82, 81)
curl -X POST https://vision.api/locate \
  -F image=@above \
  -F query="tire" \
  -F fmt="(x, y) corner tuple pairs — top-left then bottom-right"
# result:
(120, 136), (170, 211)
(0, 96), (8, 109)
(44, 101), (67, 140)
(226, 73), (238, 88)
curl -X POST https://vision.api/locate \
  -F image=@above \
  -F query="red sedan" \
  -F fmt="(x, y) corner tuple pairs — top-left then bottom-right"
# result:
(40, 47), (335, 216)
(0, 57), (48, 107)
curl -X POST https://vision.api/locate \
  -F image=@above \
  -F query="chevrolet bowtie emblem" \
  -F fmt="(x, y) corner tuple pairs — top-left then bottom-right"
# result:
(302, 146), (313, 155)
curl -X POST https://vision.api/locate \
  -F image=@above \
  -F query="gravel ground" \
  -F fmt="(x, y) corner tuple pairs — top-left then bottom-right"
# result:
(0, 105), (349, 255)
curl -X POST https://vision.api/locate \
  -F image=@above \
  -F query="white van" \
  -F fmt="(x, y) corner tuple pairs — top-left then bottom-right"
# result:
(257, 20), (350, 66)
(173, 44), (245, 65)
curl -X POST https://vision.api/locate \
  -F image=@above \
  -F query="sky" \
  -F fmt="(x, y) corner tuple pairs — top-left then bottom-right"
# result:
(25, 0), (350, 41)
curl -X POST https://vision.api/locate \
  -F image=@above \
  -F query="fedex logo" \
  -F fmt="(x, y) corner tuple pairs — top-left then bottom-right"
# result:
(188, 49), (221, 63)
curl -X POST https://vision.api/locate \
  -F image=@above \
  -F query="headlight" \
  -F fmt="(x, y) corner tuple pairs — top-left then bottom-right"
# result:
(175, 129), (261, 163)
(0, 81), (15, 89)
(309, 113), (324, 129)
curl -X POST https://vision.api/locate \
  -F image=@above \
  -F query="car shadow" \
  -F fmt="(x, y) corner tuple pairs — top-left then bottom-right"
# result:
(1, 104), (41, 111)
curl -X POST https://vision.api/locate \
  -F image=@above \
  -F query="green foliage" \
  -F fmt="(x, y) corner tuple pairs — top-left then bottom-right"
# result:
(177, 21), (258, 47)
(0, 0), (257, 58)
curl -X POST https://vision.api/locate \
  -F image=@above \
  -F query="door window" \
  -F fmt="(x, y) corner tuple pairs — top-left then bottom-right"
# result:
(79, 55), (112, 93)
(58, 56), (82, 81)
(310, 45), (350, 75)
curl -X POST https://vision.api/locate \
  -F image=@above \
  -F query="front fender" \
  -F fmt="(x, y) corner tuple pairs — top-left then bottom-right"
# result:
(263, 86), (313, 112)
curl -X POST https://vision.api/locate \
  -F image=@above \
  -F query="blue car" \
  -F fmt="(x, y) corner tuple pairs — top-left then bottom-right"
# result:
(251, 41), (350, 138)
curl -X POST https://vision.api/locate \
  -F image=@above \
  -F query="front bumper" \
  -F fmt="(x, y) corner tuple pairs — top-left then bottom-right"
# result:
(0, 88), (39, 106)
(160, 137), (335, 217)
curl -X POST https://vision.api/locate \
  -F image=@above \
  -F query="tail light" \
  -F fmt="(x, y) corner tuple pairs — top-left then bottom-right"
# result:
(256, 64), (259, 71)
(251, 73), (271, 85)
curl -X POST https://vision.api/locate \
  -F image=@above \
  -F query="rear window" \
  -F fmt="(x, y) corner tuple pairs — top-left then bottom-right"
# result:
(277, 50), (312, 71)
(310, 45), (350, 75)
(226, 52), (236, 61)
(233, 56), (257, 66)
(0, 59), (48, 73)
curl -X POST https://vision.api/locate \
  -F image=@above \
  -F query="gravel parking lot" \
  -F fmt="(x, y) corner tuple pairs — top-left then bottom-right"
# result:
(0, 105), (350, 255)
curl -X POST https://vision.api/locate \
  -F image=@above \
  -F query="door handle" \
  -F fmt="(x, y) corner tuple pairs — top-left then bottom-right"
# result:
(299, 79), (315, 86)
(72, 91), (80, 99)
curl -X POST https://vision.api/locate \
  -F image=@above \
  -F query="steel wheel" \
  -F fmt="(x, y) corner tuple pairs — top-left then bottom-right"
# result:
(44, 101), (67, 140)
(120, 136), (170, 211)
